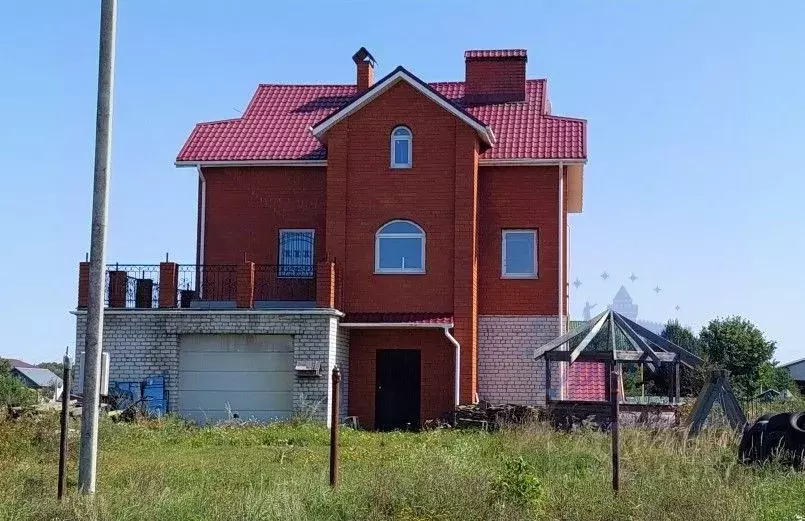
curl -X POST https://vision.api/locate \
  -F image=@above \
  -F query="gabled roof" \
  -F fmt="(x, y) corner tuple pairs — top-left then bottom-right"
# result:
(310, 66), (496, 149)
(3, 358), (34, 368)
(176, 74), (586, 165)
(12, 367), (61, 388)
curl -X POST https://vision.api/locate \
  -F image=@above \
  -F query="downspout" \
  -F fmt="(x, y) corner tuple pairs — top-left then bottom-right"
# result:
(557, 161), (565, 399)
(443, 326), (460, 406)
(558, 161), (564, 328)
(197, 167), (206, 297)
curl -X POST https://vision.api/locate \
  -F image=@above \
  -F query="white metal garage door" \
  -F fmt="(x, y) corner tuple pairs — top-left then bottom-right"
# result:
(178, 334), (294, 424)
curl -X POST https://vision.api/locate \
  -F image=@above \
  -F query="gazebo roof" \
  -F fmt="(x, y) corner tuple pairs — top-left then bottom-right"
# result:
(533, 310), (702, 372)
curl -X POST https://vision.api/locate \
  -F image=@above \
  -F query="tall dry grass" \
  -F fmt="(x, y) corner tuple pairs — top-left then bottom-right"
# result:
(0, 414), (803, 520)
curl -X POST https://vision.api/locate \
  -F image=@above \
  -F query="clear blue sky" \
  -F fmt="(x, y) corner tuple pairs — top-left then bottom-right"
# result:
(1, 1), (803, 364)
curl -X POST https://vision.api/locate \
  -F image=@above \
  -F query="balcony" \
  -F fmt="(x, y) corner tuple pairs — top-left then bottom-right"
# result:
(77, 261), (339, 310)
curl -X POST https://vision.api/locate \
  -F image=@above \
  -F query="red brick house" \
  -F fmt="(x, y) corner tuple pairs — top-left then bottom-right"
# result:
(75, 48), (586, 429)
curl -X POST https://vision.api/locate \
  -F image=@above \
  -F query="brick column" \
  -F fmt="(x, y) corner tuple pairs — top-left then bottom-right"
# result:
(108, 271), (128, 308)
(316, 261), (336, 308)
(158, 262), (178, 308)
(453, 125), (479, 404)
(77, 262), (90, 308)
(236, 261), (255, 309)
(325, 125), (349, 309)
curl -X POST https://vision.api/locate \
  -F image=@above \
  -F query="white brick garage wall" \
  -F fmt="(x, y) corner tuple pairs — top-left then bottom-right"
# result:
(477, 315), (563, 406)
(73, 309), (346, 423)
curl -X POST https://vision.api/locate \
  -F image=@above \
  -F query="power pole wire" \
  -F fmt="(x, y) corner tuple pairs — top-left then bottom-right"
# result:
(77, 0), (117, 495)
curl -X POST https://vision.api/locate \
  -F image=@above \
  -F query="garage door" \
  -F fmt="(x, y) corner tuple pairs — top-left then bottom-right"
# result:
(178, 334), (294, 424)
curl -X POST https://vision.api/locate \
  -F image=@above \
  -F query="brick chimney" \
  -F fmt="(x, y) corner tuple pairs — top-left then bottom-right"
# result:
(352, 47), (376, 93)
(464, 49), (527, 104)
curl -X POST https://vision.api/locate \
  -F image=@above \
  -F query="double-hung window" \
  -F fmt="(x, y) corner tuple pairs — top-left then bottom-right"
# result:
(278, 229), (314, 278)
(390, 126), (412, 168)
(501, 229), (538, 278)
(375, 220), (425, 274)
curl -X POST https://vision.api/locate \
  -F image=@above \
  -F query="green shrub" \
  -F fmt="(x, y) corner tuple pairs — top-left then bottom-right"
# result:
(492, 455), (545, 512)
(0, 373), (37, 408)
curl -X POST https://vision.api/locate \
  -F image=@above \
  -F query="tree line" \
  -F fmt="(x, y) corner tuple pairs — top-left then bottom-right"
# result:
(639, 316), (795, 399)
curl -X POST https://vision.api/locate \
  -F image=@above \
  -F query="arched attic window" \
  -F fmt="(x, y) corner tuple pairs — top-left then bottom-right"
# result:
(375, 220), (425, 274)
(390, 126), (412, 168)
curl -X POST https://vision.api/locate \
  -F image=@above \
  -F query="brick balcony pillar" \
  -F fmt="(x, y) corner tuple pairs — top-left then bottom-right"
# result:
(77, 262), (90, 308)
(108, 271), (128, 308)
(236, 261), (255, 309)
(158, 262), (178, 308)
(316, 261), (336, 308)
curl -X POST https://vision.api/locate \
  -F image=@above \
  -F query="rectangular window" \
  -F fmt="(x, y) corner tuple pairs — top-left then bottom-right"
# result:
(502, 230), (537, 278)
(377, 236), (424, 272)
(278, 229), (314, 278)
(393, 139), (409, 167)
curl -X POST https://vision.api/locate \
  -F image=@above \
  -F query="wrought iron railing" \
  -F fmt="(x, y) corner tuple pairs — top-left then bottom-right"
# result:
(104, 264), (160, 308)
(254, 264), (316, 301)
(103, 263), (317, 308)
(177, 264), (238, 305)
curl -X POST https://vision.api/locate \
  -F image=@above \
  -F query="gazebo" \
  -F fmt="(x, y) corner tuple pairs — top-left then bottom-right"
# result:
(534, 309), (703, 408)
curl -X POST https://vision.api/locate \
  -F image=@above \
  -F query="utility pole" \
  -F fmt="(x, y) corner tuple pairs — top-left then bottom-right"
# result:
(78, 0), (117, 495)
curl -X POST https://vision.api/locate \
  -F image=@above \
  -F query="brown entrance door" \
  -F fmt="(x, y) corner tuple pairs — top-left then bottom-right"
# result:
(375, 349), (420, 430)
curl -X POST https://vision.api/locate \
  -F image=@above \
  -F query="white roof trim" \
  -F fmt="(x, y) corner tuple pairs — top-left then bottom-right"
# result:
(780, 357), (805, 368)
(310, 69), (495, 147)
(479, 158), (586, 166)
(339, 322), (453, 329)
(71, 308), (344, 317)
(176, 160), (327, 168)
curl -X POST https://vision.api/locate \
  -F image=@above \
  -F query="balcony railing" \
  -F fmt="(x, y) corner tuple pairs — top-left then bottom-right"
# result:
(93, 262), (324, 310)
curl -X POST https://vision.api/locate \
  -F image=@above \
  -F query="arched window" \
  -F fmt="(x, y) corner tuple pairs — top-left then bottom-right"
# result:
(390, 126), (412, 168)
(375, 220), (425, 273)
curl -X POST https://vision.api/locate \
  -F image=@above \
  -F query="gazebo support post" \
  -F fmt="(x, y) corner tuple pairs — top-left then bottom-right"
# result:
(610, 362), (620, 493)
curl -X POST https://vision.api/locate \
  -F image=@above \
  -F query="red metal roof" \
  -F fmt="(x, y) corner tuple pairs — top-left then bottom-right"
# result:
(342, 313), (454, 326)
(176, 78), (585, 163)
(464, 49), (527, 59)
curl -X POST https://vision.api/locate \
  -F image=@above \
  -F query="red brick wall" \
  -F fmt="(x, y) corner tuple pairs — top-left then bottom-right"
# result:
(326, 81), (467, 315)
(465, 57), (527, 103)
(202, 166), (326, 265)
(478, 165), (563, 316)
(348, 329), (454, 428)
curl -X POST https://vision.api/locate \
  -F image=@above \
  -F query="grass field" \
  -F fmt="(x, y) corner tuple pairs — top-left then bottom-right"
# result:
(1, 414), (804, 521)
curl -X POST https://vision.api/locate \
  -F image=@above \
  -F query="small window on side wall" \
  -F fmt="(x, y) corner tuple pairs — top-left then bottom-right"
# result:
(502, 230), (538, 279)
(390, 126), (412, 168)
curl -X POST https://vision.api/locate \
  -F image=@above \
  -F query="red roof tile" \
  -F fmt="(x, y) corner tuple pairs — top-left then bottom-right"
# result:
(566, 362), (607, 401)
(177, 79), (585, 163)
(342, 313), (454, 326)
(464, 49), (527, 59)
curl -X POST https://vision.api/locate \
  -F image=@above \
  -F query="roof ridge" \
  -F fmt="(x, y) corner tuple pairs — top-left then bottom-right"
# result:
(257, 83), (354, 88)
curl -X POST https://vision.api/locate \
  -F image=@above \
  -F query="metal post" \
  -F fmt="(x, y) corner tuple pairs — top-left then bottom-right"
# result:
(78, 0), (117, 495)
(674, 360), (681, 404)
(58, 353), (71, 500)
(611, 364), (620, 493)
(329, 366), (341, 488)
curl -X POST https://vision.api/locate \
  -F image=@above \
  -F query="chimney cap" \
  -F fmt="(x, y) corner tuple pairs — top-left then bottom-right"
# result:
(352, 47), (377, 66)
(464, 49), (527, 60)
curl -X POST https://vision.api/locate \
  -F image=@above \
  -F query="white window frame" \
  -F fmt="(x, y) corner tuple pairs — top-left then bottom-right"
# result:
(375, 220), (426, 274)
(278, 229), (315, 279)
(501, 229), (538, 279)
(390, 126), (412, 169)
